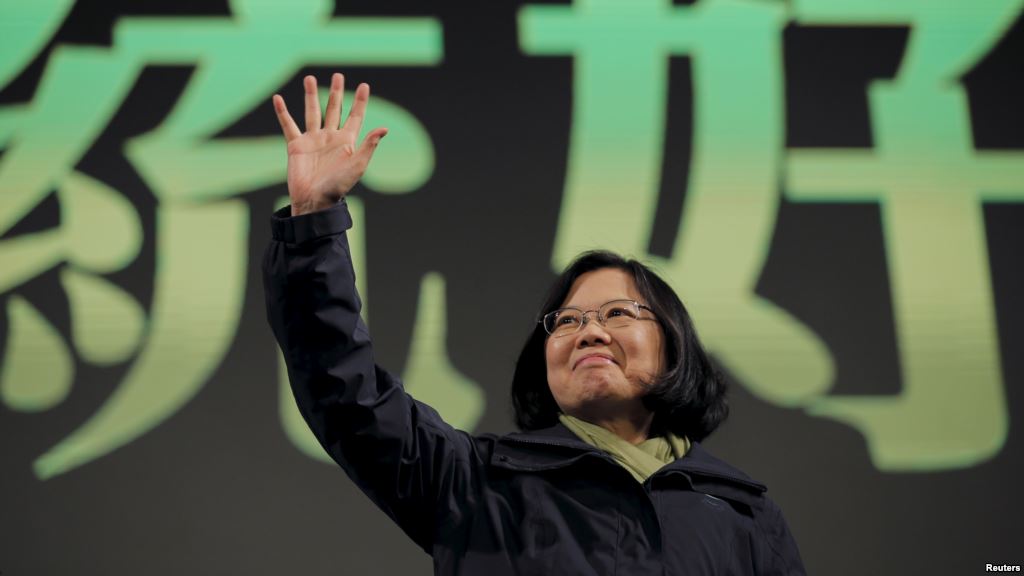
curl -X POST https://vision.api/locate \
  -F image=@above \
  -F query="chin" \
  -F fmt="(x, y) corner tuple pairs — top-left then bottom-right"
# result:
(572, 374), (627, 402)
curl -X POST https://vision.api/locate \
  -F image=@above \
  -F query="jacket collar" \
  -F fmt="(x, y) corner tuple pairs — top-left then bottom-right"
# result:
(492, 423), (767, 506)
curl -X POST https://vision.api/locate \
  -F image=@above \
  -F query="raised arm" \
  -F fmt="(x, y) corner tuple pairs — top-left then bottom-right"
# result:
(263, 74), (479, 553)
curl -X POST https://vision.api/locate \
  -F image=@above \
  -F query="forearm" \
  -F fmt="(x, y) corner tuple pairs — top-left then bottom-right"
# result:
(263, 201), (383, 460)
(261, 201), (472, 549)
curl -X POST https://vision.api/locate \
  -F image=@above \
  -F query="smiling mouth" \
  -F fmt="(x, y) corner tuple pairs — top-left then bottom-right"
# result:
(573, 355), (617, 370)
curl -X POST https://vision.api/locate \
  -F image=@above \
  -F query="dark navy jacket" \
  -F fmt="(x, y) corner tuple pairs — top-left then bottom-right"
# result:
(263, 201), (807, 575)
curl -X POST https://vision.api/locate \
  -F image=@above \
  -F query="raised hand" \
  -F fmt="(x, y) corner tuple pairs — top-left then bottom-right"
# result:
(272, 73), (388, 216)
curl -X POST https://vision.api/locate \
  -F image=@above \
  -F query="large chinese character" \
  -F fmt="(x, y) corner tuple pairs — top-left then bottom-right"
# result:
(0, 11), (150, 426)
(520, 0), (833, 409)
(787, 0), (1024, 470)
(1, 0), (482, 479)
(521, 0), (1023, 472)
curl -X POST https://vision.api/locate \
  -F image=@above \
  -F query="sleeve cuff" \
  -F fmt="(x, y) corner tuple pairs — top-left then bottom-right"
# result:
(270, 200), (353, 244)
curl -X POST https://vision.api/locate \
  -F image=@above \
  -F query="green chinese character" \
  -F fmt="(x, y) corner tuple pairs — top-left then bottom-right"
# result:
(520, 0), (833, 411)
(787, 0), (1024, 470)
(521, 0), (1023, 472)
(2, 0), (482, 479)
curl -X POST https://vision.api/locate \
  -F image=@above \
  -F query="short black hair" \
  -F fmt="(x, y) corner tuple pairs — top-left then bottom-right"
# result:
(511, 250), (728, 442)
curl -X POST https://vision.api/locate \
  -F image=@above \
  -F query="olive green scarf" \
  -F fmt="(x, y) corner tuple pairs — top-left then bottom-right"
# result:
(559, 413), (690, 483)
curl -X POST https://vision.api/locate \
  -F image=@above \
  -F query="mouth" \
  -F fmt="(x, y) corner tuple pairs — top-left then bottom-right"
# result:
(573, 353), (617, 370)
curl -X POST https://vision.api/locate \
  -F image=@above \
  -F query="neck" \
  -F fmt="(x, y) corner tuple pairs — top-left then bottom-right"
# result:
(570, 409), (655, 445)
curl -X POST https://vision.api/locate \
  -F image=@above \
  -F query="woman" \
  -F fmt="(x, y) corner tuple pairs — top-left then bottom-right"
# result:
(264, 73), (806, 575)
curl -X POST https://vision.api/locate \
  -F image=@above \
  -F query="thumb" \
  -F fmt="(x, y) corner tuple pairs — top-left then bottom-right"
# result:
(356, 127), (389, 164)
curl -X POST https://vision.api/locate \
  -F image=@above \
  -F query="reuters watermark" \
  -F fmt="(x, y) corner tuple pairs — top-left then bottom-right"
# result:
(986, 565), (1022, 572)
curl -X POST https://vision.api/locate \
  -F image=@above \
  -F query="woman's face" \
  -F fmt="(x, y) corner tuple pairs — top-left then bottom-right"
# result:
(545, 268), (665, 424)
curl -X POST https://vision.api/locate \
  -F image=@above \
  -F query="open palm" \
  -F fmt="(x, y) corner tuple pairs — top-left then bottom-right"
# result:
(273, 73), (388, 216)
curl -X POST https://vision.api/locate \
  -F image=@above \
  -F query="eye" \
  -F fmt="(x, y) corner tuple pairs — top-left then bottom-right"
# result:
(557, 313), (581, 326)
(605, 304), (638, 319)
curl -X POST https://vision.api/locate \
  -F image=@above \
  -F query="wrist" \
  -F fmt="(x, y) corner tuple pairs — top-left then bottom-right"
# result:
(291, 197), (339, 217)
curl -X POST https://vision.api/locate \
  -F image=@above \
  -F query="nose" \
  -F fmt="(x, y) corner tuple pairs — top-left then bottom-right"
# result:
(575, 314), (612, 347)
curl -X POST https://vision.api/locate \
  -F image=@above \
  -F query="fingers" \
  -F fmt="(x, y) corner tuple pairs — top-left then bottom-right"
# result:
(303, 75), (321, 132)
(272, 94), (302, 141)
(323, 73), (344, 130)
(276, 74), (369, 141)
(342, 82), (370, 137)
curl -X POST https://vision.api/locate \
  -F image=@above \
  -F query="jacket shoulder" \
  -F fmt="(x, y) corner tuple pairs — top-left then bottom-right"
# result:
(677, 442), (767, 490)
(679, 445), (806, 574)
(753, 495), (807, 575)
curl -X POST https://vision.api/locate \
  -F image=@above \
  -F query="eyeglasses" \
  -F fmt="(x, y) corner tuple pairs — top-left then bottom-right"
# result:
(540, 299), (655, 336)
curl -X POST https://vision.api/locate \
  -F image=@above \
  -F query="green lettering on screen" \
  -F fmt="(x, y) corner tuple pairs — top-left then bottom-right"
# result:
(521, 0), (1023, 471)
(0, 0), (1021, 478)
(787, 0), (1024, 470)
(0, 1), (454, 479)
(520, 0), (834, 411)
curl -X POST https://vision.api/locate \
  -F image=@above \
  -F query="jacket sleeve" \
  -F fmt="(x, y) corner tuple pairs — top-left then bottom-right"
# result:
(262, 201), (478, 553)
(755, 496), (807, 575)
